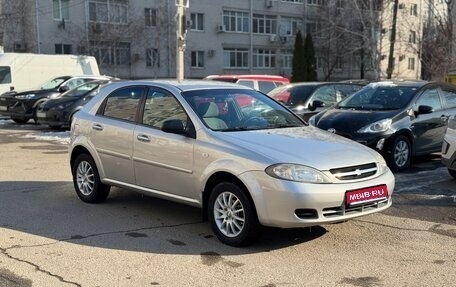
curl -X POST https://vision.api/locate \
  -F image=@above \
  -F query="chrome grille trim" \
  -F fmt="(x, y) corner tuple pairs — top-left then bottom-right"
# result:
(329, 163), (377, 180)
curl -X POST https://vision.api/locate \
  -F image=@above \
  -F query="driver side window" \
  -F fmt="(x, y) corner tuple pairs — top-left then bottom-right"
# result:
(311, 85), (336, 106)
(142, 88), (187, 129)
(415, 88), (442, 111)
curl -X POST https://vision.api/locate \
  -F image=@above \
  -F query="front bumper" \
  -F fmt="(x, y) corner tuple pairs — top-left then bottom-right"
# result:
(333, 130), (394, 152)
(240, 169), (395, 228)
(0, 97), (35, 119)
(441, 128), (456, 170)
(36, 109), (69, 127)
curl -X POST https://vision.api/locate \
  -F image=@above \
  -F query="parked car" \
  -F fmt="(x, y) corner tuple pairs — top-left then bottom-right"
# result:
(309, 81), (456, 171)
(0, 75), (112, 124)
(267, 82), (363, 121)
(442, 115), (456, 179)
(203, 74), (289, 93)
(69, 80), (394, 246)
(36, 79), (113, 129)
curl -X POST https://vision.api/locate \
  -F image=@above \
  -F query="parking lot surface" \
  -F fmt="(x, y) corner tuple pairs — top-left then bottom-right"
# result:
(0, 120), (455, 287)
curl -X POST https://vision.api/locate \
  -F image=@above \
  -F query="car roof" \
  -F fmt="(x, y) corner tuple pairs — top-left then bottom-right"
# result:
(204, 74), (289, 81)
(117, 79), (255, 92)
(367, 80), (428, 88)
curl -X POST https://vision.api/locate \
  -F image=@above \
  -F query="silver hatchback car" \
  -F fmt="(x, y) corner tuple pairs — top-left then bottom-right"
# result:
(69, 80), (395, 246)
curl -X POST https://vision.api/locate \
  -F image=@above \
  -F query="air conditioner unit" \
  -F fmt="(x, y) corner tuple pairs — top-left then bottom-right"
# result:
(398, 3), (405, 9)
(208, 49), (215, 57)
(280, 36), (287, 43)
(265, 0), (274, 8)
(217, 24), (226, 33)
(269, 35), (277, 42)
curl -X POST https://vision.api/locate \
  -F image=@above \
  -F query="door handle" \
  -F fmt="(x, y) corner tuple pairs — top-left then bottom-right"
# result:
(92, 123), (103, 131)
(137, 134), (151, 142)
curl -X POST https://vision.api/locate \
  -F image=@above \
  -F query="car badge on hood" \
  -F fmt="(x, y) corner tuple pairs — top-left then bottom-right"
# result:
(327, 128), (336, 134)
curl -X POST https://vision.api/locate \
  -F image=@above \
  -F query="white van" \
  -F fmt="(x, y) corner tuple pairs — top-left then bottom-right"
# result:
(0, 52), (100, 95)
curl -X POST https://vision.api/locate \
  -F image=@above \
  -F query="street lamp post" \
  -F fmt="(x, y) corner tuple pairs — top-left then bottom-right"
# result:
(175, 0), (188, 82)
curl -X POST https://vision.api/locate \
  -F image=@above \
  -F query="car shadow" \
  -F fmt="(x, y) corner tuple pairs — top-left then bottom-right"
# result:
(0, 181), (328, 255)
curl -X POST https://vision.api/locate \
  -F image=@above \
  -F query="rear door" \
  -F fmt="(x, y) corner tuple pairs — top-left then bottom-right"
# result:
(89, 86), (145, 184)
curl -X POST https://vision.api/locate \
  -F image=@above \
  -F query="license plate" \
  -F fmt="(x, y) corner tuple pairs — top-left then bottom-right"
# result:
(345, 184), (388, 206)
(36, 112), (46, 118)
(0, 106), (6, 111)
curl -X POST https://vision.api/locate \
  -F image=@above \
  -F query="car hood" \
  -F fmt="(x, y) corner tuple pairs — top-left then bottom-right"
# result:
(43, 97), (78, 107)
(314, 108), (399, 133)
(216, 126), (379, 170)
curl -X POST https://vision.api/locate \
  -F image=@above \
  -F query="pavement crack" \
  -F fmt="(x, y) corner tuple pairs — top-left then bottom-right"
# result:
(0, 247), (81, 287)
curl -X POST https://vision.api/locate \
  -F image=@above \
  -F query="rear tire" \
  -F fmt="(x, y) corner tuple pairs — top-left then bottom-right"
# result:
(72, 153), (110, 203)
(11, 118), (29, 124)
(208, 182), (261, 246)
(388, 135), (411, 172)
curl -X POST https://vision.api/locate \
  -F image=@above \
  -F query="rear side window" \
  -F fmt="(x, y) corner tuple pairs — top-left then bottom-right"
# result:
(311, 85), (337, 106)
(0, 66), (11, 84)
(236, 80), (255, 89)
(102, 86), (144, 122)
(257, 81), (276, 93)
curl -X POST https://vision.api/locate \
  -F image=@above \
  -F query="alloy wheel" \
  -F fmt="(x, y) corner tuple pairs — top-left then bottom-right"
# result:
(213, 191), (245, 238)
(76, 161), (95, 196)
(394, 140), (409, 168)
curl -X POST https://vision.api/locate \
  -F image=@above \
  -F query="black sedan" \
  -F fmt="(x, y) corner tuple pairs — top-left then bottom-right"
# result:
(309, 81), (456, 171)
(36, 79), (112, 129)
(267, 82), (363, 121)
(0, 75), (111, 124)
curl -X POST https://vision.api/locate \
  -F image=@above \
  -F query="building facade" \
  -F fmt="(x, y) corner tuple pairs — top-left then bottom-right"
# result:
(0, 0), (444, 81)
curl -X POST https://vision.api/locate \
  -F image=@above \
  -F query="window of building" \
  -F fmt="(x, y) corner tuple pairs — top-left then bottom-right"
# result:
(335, 56), (342, 70)
(408, 57), (415, 70)
(279, 17), (302, 36)
(146, 48), (160, 67)
(409, 31), (416, 43)
(306, 22), (323, 38)
(280, 49), (293, 68)
(55, 44), (72, 54)
(102, 86), (144, 122)
(410, 4), (418, 16)
(191, 51), (204, 68)
(252, 14), (277, 34)
(90, 41), (130, 65)
(253, 49), (276, 68)
(53, 0), (70, 20)
(223, 48), (249, 68)
(89, 0), (128, 24)
(307, 0), (326, 6)
(145, 8), (157, 27)
(190, 13), (204, 31)
(282, 0), (304, 3)
(223, 11), (249, 33)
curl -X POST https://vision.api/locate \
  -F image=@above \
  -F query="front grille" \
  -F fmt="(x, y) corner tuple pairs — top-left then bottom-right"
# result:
(330, 163), (377, 180)
(322, 198), (389, 218)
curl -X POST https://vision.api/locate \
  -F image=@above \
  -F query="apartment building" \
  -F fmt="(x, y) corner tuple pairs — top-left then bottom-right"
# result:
(0, 0), (441, 81)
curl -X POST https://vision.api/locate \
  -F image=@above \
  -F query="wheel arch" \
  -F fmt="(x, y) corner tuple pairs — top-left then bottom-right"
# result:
(386, 129), (415, 156)
(201, 171), (258, 222)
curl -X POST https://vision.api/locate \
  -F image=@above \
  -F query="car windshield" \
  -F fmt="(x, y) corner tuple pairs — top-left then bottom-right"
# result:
(182, 88), (305, 131)
(60, 80), (107, 98)
(337, 84), (417, 110)
(40, 77), (68, 90)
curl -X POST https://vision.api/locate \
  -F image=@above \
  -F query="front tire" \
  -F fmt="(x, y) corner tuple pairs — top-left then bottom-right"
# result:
(448, 169), (456, 179)
(208, 182), (261, 246)
(388, 135), (411, 172)
(72, 153), (110, 203)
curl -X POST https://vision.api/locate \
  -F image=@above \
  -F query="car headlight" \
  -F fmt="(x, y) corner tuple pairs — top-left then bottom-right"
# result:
(16, 94), (36, 99)
(358, 118), (392, 133)
(265, 164), (331, 183)
(375, 153), (389, 175)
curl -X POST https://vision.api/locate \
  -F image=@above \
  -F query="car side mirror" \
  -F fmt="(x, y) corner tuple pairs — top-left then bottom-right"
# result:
(308, 100), (324, 111)
(416, 105), (434, 115)
(162, 119), (196, 138)
(59, 86), (70, 93)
